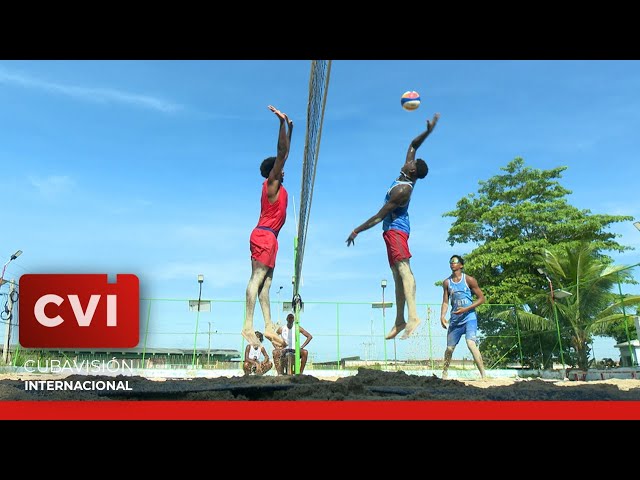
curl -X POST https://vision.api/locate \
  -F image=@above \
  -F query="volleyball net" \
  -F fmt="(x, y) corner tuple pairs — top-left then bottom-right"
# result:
(292, 60), (331, 297)
(290, 60), (331, 373)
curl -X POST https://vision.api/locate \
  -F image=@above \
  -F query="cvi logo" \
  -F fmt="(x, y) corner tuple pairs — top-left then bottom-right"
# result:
(19, 274), (139, 348)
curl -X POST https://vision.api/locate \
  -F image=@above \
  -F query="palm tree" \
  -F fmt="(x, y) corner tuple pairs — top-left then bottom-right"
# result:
(543, 242), (640, 369)
(495, 242), (640, 370)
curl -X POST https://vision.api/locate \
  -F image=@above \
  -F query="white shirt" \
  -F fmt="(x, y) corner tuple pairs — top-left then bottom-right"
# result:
(248, 345), (261, 360)
(281, 324), (295, 348)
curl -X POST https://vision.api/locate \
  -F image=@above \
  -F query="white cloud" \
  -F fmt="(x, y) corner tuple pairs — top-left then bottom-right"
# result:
(0, 68), (182, 113)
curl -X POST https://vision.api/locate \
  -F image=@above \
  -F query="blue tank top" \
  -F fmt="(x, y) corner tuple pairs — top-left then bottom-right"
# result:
(382, 179), (414, 234)
(447, 273), (476, 324)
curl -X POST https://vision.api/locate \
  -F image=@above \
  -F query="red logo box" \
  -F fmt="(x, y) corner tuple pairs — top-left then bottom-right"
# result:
(19, 274), (139, 348)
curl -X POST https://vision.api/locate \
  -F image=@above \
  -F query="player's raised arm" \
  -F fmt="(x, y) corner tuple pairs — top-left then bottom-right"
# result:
(404, 112), (440, 166)
(267, 105), (291, 199)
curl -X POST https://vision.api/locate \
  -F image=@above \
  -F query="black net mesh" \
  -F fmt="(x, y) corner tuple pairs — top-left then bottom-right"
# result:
(293, 60), (331, 296)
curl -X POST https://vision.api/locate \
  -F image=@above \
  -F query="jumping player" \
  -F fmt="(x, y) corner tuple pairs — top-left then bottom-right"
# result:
(346, 113), (440, 340)
(241, 105), (293, 348)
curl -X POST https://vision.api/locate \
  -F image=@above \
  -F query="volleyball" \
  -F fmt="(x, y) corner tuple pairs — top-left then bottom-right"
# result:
(401, 91), (421, 111)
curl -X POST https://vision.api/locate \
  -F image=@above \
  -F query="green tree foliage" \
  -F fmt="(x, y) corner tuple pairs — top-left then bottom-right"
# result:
(539, 243), (640, 370)
(444, 158), (635, 368)
(601, 312), (638, 343)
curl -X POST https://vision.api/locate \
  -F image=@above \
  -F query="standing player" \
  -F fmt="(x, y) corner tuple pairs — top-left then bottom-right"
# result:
(440, 255), (486, 380)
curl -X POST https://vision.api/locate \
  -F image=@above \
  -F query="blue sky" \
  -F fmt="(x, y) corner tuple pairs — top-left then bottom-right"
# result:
(1, 60), (639, 364)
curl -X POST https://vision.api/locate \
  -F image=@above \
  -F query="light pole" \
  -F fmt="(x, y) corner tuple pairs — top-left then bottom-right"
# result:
(0, 250), (22, 289)
(537, 268), (572, 370)
(276, 286), (283, 325)
(197, 274), (204, 308)
(381, 279), (387, 368)
(372, 280), (393, 369)
(192, 274), (204, 367)
(633, 221), (640, 231)
(381, 279), (396, 367)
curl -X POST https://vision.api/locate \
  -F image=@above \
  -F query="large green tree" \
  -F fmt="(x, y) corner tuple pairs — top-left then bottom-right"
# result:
(444, 158), (635, 367)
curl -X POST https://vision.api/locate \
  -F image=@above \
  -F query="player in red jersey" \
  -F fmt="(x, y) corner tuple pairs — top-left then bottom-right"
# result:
(241, 105), (293, 348)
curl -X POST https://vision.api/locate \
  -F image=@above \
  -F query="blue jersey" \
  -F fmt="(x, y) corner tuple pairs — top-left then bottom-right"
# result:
(382, 179), (414, 234)
(447, 273), (477, 324)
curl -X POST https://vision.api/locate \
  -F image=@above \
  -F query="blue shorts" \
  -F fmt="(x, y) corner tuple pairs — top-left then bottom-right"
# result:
(447, 316), (478, 347)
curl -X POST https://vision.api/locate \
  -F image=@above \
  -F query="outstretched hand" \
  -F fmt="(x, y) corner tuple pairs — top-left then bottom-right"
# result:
(427, 112), (441, 132)
(283, 113), (293, 130)
(268, 105), (287, 122)
(346, 231), (357, 247)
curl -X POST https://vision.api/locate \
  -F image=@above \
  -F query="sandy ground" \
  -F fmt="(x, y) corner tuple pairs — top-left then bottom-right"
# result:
(2, 368), (640, 401)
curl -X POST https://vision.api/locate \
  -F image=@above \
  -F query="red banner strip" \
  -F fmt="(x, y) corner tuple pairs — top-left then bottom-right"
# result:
(1, 401), (639, 420)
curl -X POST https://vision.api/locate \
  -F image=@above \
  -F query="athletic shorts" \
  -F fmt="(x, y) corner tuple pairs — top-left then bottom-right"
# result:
(250, 228), (278, 269)
(447, 316), (478, 347)
(382, 229), (412, 267)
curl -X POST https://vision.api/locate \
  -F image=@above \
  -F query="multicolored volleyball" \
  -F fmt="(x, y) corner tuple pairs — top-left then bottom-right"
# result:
(401, 91), (421, 111)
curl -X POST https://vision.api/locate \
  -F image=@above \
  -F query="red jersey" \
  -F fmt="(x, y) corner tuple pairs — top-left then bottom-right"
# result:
(256, 180), (288, 236)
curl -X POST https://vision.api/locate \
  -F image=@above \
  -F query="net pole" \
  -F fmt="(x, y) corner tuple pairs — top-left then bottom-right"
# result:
(294, 235), (300, 374)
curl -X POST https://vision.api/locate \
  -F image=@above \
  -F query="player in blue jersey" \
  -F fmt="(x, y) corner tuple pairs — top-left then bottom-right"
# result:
(440, 255), (486, 379)
(346, 113), (440, 340)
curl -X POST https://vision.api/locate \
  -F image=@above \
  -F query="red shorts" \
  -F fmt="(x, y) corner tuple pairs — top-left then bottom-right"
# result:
(250, 228), (279, 269)
(383, 229), (411, 267)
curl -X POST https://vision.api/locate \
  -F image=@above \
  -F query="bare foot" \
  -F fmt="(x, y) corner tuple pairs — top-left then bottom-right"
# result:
(241, 329), (260, 348)
(400, 318), (421, 339)
(385, 321), (407, 340)
(264, 325), (285, 348)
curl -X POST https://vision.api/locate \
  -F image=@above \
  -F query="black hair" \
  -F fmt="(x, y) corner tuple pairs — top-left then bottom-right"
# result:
(450, 255), (465, 265)
(416, 159), (429, 179)
(260, 157), (276, 178)
(255, 331), (264, 342)
(286, 313), (294, 321)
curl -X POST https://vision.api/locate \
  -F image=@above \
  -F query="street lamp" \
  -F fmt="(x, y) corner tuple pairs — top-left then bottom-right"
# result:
(381, 279), (387, 301)
(372, 280), (393, 369)
(634, 222), (640, 232)
(381, 280), (387, 358)
(197, 274), (204, 308)
(554, 289), (572, 299)
(276, 286), (283, 325)
(191, 274), (204, 367)
(537, 268), (572, 370)
(0, 250), (22, 288)
(381, 279), (394, 366)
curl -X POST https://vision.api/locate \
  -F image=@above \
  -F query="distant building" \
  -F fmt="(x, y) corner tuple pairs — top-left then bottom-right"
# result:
(615, 340), (640, 367)
(615, 316), (640, 367)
